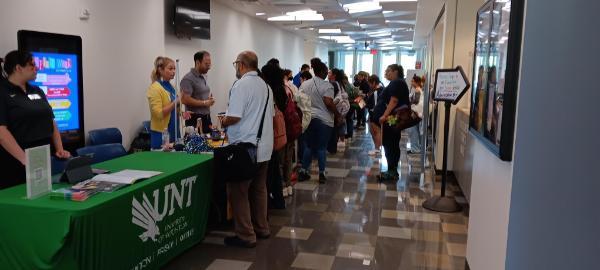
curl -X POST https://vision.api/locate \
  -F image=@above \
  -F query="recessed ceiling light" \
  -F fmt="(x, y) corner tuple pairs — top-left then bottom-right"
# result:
(268, 9), (324, 21)
(319, 29), (342, 34)
(383, 10), (393, 14)
(256, 12), (265, 16)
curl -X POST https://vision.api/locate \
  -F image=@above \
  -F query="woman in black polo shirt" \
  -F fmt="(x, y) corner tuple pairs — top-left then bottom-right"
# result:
(0, 50), (71, 189)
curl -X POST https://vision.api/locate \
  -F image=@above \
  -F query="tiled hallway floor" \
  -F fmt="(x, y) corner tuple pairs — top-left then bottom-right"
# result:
(164, 129), (469, 270)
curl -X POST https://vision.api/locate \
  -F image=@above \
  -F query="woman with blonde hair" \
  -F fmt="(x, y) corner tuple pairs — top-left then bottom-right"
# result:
(147, 56), (181, 150)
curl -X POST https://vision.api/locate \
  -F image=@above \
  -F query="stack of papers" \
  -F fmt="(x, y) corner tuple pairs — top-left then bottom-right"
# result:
(91, 170), (162, 185)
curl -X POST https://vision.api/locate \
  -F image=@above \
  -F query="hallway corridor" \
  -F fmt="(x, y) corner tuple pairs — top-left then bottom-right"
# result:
(165, 130), (469, 270)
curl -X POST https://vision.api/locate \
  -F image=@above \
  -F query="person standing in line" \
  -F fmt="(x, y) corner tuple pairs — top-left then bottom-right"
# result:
(219, 51), (273, 248)
(147, 56), (184, 150)
(296, 70), (313, 164)
(297, 58), (341, 184)
(367, 74), (384, 156)
(374, 64), (410, 181)
(343, 75), (358, 142)
(408, 74), (424, 154)
(0, 51), (71, 189)
(180, 51), (215, 134)
(355, 71), (371, 128)
(293, 64), (310, 88)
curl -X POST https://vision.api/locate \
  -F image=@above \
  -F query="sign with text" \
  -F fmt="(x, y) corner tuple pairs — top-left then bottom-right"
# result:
(433, 66), (471, 104)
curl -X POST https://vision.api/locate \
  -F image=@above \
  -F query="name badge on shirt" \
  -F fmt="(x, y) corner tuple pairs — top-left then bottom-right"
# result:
(28, 94), (42, 100)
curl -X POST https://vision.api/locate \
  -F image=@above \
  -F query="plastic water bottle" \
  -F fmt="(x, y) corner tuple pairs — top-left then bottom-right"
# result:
(196, 117), (203, 135)
(162, 128), (170, 147)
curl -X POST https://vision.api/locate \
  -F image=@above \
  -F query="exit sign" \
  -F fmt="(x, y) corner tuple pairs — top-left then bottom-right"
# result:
(370, 49), (378, 55)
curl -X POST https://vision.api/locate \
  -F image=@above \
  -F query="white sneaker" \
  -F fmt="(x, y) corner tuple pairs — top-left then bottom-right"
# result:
(287, 186), (293, 196)
(282, 187), (289, 197)
(368, 149), (380, 156)
(337, 141), (346, 147)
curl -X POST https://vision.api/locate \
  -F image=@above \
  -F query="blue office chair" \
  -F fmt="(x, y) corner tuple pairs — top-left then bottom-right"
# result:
(76, 143), (127, 164)
(88, 128), (123, 146)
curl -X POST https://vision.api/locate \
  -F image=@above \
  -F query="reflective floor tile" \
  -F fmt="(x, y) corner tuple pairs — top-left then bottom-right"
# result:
(327, 157), (341, 162)
(340, 233), (378, 247)
(413, 252), (456, 270)
(291, 252), (335, 270)
(411, 229), (445, 242)
(377, 226), (412, 239)
(441, 223), (468, 234)
(381, 210), (441, 223)
(275, 226), (313, 240)
(446, 243), (467, 257)
(269, 215), (291, 226)
(365, 183), (387, 191)
(320, 212), (352, 223)
(336, 243), (375, 260)
(294, 182), (318, 191)
(202, 236), (225, 246)
(350, 166), (372, 171)
(206, 259), (252, 270)
(299, 203), (329, 212)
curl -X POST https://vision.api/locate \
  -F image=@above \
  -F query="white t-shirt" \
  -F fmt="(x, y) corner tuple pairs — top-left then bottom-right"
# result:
(300, 77), (334, 127)
(226, 71), (274, 163)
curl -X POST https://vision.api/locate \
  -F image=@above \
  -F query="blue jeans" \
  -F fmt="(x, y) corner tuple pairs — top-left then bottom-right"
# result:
(302, 118), (333, 173)
(408, 124), (422, 153)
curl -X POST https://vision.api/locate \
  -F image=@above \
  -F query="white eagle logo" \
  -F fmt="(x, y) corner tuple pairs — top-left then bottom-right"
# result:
(131, 194), (163, 242)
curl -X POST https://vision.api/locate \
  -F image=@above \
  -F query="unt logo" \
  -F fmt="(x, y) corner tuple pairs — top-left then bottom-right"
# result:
(131, 176), (197, 242)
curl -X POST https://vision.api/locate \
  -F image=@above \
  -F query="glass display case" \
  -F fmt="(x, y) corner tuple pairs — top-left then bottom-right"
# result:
(469, 0), (524, 161)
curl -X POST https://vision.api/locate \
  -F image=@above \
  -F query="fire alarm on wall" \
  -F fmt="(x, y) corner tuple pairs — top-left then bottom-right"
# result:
(79, 8), (90, 20)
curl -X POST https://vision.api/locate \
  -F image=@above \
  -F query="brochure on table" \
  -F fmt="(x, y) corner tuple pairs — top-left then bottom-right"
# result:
(25, 145), (52, 199)
(91, 169), (162, 185)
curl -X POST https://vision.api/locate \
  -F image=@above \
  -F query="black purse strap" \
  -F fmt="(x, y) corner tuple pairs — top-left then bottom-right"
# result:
(256, 82), (270, 144)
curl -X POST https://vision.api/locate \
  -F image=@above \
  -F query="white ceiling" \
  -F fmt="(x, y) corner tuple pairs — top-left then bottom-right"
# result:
(217, 0), (420, 50)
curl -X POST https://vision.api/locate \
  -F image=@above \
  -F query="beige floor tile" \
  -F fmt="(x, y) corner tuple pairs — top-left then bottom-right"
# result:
(377, 226), (412, 239)
(336, 243), (375, 260)
(412, 229), (445, 242)
(299, 203), (328, 212)
(291, 252), (335, 270)
(341, 233), (378, 247)
(365, 183), (387, 191)
(351, 166), (372, 171)
(441, 223), (468, 234)
(446, 243), (467, 257)
(206, 259), (252, 270)
(385, 190), (410, 198)
(413, 253), (454, 270)
(381, 210), (441, 223)
(320, 212), (352, 222)
(275, 226), (313, 240)
(294, 182), (318, 191)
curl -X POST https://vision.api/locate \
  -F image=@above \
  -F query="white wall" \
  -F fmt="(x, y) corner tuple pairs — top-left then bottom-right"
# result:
(1, 0), (314, 148)
(0, 0), (165, 148)
(164, 0), (314, 121)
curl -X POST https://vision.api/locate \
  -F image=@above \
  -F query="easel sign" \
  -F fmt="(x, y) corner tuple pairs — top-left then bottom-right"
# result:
(433, 66), (470, 104)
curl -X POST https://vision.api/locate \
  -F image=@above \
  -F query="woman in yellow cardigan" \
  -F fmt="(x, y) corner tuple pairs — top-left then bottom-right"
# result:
(147, 56), (181, 150)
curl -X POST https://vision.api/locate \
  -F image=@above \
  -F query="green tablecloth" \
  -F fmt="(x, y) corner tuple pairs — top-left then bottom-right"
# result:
(0, 151), (213, 270)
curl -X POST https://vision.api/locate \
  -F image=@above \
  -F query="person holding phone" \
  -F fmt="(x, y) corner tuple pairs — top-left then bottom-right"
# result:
(0, 50), (71, 189)
(180, 51), (214, 134)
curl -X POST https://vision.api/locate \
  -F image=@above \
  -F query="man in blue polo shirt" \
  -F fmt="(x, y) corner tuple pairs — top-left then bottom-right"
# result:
(293, 64), (310, 88)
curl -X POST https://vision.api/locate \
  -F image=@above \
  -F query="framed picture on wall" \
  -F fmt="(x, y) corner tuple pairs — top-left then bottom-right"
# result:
(469, 0), (524, 161)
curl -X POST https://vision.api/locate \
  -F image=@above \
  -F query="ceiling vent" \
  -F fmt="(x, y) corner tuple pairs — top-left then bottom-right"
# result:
(271, 0), (307, 6)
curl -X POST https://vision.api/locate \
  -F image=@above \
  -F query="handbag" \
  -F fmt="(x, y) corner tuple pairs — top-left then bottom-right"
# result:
(213, 82), (270, 182)
(389, 105), (422, 131)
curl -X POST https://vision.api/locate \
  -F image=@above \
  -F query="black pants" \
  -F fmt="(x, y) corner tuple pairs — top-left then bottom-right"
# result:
(382, 124), (401, 172)
(185, 113), (213, 134)
(0, 137), (52, 190)
(327, 126), (339, 154)
(345, 106), (355, 138)
(357, 108), (367, 126)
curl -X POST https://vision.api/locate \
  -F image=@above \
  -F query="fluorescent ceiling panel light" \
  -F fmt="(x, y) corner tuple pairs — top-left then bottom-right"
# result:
(370, 32), (391, 37)
(256, 12), (266, 16)
(379, 46), (396, 50)
(319, 29), (342, 34)
(268, 9), (324, 21)
(383, 10), (393, 14)
(343, 1), (382, 14)
(379, 0), (417, 2)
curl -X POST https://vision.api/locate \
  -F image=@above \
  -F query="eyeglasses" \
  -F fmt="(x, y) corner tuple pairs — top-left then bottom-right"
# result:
(232, 60), (241, 68)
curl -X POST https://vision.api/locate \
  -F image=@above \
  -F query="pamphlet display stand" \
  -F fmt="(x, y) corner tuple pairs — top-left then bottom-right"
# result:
(423, 66), (470, 213)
